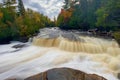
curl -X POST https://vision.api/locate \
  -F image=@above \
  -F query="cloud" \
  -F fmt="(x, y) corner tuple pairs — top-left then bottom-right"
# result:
(23, 0), (65, 19)
(0, 0), (64, 19)
(0, 0), (2, 3)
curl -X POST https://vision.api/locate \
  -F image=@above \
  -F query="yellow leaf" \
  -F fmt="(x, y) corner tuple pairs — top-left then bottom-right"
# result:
(0, 12), (3, 18)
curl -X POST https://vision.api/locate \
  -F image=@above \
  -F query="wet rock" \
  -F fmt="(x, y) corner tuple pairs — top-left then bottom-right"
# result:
(37, 27), (84, 42)
(25, 68), (107, 80)
(61, 32), (82, 41)
(12, 44), (26, 49)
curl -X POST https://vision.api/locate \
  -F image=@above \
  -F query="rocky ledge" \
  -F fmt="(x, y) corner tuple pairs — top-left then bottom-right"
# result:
(36, 27), (88, 42)
(7, 68), (107, 80)
(34, 27), (113, 42)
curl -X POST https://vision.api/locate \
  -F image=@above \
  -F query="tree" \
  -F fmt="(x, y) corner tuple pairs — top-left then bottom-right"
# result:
(57, 8), (74, 29)
(0, 0), (54, 43)
(18, 0), (25, 16)
(57, 0), (120, 31)
(96, 0), (120, 31)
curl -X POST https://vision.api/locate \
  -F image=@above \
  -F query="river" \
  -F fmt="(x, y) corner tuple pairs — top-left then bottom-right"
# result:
(0, 28), (120, 80)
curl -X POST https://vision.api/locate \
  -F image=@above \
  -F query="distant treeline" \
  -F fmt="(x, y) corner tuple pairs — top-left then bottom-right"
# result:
(57, 0), (120, 31)
(0, 0), (54, 43)
(56, 0), (120, 44)
(0, 0), (120, 44)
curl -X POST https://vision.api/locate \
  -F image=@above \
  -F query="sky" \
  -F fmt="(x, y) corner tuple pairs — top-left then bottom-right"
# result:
(23, 0), (65, 19)
(0, 0), (65, 19)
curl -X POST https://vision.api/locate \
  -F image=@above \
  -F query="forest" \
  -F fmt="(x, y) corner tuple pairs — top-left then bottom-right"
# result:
(57, 0), (120, 44)
(0, 0), (120, 44)
(0, 0), (54, 43)
(57, 0), (120, 30)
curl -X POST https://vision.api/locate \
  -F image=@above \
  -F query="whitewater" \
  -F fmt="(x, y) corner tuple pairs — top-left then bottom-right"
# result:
(0, 29), (120, 80)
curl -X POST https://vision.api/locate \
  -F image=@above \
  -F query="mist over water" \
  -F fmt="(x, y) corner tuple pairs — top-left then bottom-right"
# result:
(0, 30), (120, 80)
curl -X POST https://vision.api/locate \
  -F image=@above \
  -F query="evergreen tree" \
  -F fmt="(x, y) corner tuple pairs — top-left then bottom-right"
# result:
(18, 0), (25, 16)
(0, 0), (54, 43)
(57, 0), (120, 31)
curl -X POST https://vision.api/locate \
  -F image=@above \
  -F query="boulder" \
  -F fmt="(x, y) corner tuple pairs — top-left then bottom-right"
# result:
(12, 44), (26, 49)
(25, 68), (107, 80)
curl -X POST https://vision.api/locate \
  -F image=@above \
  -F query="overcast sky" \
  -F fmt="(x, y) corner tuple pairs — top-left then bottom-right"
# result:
(0, 0), (65, 19)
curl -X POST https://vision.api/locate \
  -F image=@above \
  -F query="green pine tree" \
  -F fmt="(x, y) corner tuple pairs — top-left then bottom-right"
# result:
(18, 0), (25, 16)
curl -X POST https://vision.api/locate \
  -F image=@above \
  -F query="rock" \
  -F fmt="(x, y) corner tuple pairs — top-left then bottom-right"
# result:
(37, 28), (113, 42)
(12, 44), (26, 49)
(25, 68), (107, 80)
(37, 27), (85, 42)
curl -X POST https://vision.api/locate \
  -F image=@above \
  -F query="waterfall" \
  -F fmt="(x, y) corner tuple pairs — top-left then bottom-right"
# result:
(0, 28), (119, 80)
(32, 33), (119, 54)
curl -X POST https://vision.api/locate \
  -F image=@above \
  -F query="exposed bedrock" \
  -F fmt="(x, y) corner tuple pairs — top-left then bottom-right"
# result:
(25, 68), (107, 80)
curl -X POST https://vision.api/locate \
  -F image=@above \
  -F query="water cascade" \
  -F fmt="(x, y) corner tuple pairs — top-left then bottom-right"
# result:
(32, 28), (119, 54)
(0, 28), (120, 80)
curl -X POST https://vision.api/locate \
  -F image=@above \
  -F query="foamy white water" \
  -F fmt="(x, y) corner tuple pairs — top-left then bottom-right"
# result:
(0, 37), (120, 80)
(0, 42), (24, 54)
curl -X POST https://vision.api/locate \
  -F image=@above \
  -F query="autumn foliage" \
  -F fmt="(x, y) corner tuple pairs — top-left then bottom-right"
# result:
(0, 0), (54, 44)
(57, 0), (120, 31)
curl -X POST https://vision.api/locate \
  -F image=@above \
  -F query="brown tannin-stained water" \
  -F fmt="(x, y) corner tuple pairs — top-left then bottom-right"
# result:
(33, 35), (119, 54)
(0, 28), (120, 80)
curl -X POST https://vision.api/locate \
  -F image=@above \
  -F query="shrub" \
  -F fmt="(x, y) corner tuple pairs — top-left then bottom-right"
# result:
(113, 31), (120, 45)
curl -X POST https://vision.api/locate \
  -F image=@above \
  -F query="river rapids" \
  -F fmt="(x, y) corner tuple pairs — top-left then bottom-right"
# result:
(0, 28), (120, 80)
